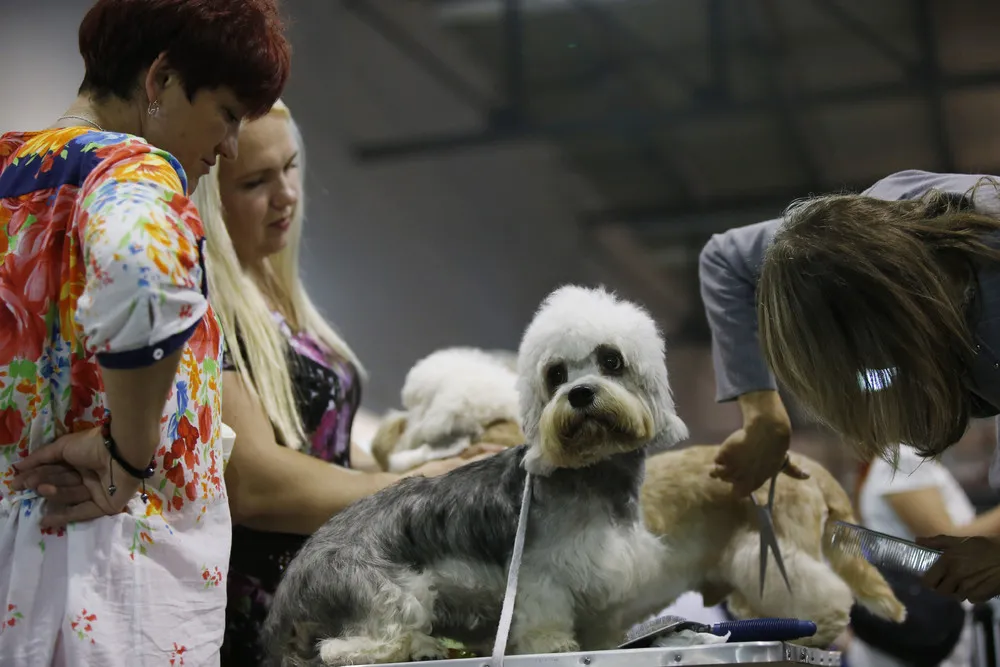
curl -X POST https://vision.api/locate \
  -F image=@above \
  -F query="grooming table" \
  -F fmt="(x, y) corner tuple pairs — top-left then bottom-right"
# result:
(363, 642), (841, 667)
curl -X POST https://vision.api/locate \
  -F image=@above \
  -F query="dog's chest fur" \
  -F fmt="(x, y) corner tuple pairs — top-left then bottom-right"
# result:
(408, 447), (662, 636)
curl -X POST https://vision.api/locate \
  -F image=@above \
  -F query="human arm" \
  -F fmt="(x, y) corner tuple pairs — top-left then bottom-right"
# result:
(223, 371), (499, 534)
(887, 490), (1000, 538)
(13, 142), (208, 524)
(349, 441), (379, 472)
(698, 219), (807, 494)
(12, 349), (184, 527)
(699, 218), (783, 403)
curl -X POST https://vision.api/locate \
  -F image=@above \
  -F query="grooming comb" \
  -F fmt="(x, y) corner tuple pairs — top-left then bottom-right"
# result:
(826, 521), (940, 576)
(620, 615), (706, 649)
(828, 521), (1000, 602)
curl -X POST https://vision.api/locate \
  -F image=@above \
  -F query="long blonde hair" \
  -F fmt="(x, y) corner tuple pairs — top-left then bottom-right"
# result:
(194, 100), (364, 449)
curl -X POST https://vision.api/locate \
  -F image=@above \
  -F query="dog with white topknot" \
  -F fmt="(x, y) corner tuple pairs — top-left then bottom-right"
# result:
(261, 285), (688, 666)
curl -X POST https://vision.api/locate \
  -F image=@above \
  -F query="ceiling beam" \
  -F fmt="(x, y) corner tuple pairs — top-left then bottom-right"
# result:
(583, 165), (1000, 235)
(351, 70), (1000, 162)
(343, 0), (493, 111)
(912, 0), (955, 172)
(568, 0), (700, 199)
(810, 0), (916, 71)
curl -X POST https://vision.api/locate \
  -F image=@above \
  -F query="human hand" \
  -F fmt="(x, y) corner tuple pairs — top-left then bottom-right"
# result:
(401, 443), (505, 479)
(10, 428), (139, 528)
(918, 534), (1000, 603)
(710, 418), (807, 498)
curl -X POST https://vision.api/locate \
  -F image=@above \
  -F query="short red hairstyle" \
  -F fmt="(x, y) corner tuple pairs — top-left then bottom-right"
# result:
(78, 0), (291, 119)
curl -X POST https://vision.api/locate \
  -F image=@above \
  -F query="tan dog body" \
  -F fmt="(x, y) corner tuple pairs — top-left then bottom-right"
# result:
(641, 445), (904, 647)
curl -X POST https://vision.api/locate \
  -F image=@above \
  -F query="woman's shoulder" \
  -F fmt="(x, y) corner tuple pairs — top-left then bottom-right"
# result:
(72, 131), (189, 195)
(0, 128), (187, 199)
(863, 170), (1000, 207)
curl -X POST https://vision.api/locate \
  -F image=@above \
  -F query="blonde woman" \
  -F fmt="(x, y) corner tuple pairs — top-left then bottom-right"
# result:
(192, 100), (500, 665)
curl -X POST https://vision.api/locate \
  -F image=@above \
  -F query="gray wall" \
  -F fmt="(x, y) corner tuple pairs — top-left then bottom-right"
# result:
(0, 1), (621, 413)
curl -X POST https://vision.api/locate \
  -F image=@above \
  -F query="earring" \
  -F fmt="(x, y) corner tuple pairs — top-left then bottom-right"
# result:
(147, 100), (161, 117)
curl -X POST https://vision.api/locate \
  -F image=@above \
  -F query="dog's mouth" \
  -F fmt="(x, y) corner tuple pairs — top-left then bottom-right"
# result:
(562, 410), (636, 441)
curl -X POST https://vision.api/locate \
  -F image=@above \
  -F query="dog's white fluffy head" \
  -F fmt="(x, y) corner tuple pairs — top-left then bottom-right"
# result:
(399, 347), (520, 446)
(517, 285), (689, 475)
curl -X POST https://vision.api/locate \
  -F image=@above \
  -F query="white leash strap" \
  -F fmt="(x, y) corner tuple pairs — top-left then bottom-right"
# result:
(490, 472), (533, 667)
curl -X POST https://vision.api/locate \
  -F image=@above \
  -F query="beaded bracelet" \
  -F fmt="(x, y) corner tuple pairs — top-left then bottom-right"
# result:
(101, 413), (156, 504)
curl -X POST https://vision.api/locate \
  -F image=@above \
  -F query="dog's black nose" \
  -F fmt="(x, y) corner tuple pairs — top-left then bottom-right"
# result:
(568, 384), (596, 408)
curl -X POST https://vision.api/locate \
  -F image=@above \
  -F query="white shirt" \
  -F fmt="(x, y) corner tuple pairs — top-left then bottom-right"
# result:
(860, 448), (977, 538)
(849, 447), (975, 667)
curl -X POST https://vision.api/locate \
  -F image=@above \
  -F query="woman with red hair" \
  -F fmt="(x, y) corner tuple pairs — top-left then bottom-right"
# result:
(0, 0), (290, 664)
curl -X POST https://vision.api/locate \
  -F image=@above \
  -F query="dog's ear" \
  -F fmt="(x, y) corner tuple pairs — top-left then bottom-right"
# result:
(643, 359), (689, 455)
(517, 375), (543, 447)
(370, 410), (409, 472)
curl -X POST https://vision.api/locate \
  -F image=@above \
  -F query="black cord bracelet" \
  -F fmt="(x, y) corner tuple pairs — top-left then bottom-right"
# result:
(101, 413), (156, 505)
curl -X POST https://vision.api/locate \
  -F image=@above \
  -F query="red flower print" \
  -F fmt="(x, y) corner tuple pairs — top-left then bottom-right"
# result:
(2, 190), (50, 236)
(1, 604), (23, 634)
(0, 407), (25, 445)
(0, 134), (25, 159)
(69, 357), (101, 408)
(170, 642), (187, 665)
(165, 463), (186, 488)
(185, 319), (221, 364)
(0, 214), (67, 365)
(163, 414), (201, 496)
(198, 403), (212, 444)
(0, 282), (47, 366)
(65, 357), (102, 430)
(70, 609), (98, 644)
(177, 416), (198, 454)
(200, 565), (224, 588)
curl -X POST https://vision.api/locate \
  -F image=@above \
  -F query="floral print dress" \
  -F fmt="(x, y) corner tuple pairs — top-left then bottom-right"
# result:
(0, 128), (229, 666)
(220, 313), (361, 667)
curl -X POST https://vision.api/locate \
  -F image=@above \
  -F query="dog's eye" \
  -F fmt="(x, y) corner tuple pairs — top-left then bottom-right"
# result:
(598, 348), (624, 374)
(545, 363), (567, 389)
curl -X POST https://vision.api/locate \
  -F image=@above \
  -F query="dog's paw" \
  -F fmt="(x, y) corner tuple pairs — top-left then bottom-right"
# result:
(409, 634), (448, 662)
(515, 631), (580, 655)
(864, 596), (908, 624)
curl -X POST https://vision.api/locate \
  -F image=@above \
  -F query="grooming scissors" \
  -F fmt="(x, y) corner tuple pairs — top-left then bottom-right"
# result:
(750, 470), (793, 598)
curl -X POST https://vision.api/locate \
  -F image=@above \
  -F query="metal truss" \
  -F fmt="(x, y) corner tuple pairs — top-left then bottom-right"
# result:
(343, 0), (1000, 221)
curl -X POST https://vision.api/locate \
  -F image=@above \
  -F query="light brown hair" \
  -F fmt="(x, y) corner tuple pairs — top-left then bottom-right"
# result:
(758, 180), (1000, 462)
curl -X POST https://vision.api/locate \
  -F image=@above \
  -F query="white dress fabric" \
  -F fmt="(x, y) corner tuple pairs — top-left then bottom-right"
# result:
(0, 128), (231, 666)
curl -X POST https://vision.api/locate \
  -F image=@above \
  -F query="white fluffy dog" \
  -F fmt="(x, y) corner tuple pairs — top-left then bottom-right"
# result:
(370, 348), (523, 472)
(363, 334), (907, 651)
(261, 285), (688, 666)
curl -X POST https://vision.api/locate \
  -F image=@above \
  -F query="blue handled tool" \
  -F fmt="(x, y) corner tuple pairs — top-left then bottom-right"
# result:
(708, 618), (816, 643)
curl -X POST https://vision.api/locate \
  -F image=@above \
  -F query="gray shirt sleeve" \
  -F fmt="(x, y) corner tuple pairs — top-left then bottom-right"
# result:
(699, 217), (783, 402)
(699, 170), (1000, 404)
(861, 169), (1000, 214)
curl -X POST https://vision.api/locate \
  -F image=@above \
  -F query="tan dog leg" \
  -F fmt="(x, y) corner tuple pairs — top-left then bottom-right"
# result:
(721, 531), (852, 648)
